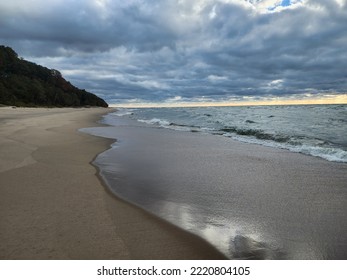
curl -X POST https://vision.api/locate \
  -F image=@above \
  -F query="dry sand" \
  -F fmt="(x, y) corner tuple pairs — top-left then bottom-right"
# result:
(0, 107), (225, 260)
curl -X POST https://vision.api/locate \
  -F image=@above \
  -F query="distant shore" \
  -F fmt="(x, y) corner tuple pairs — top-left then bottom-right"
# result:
(0, 107), (225, 259)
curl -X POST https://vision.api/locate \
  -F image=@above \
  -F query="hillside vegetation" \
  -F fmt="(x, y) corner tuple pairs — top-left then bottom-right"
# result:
(0, 46), (108, 107)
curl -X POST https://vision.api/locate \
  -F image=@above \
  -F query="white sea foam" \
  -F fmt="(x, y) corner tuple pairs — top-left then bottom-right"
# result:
(112, 108), (135, 117)
(231, 135), (347, 163)
(138, 118), (202, 132)
(289, 145), (347, 163)
(138, 118), (171, 127)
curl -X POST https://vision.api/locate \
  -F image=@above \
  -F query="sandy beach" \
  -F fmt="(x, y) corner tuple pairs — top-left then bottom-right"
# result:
(0, 107), (225, 260)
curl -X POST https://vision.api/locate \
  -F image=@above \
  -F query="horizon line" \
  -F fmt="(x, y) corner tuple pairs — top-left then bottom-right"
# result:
(109, 95), (347, 108)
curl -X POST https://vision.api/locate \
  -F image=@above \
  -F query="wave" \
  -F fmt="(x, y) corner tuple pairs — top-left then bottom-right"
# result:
(112, 108), (135, 117)
(138, 118), (203, 132)
(288, 144), (347, 163)
(138, 118), (171, 126)
(231, 135), (347, 163)
(126, 106), (347, 163)
(220, 127), (290, 143)
(135, 118), (347, 163)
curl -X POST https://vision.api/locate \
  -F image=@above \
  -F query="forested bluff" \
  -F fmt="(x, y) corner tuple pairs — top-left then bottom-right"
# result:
(0, 46), (108, 107)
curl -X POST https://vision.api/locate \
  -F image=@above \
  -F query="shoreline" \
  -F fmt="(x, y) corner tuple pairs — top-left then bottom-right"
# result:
(0, 107), (225, 259)
(85, 113), (347, 259)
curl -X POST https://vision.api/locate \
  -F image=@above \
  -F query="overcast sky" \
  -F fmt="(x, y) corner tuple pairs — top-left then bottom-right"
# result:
(1, 0), (346, 106)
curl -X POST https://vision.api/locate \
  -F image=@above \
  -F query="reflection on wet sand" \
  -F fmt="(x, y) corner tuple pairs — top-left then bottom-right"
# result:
(100, 175), (226, 259)
(154, 200), (286, 259)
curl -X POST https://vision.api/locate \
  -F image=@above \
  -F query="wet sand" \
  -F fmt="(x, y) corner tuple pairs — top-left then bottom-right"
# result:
(0, 107), (225, 259)
(84, 116), (347, 259)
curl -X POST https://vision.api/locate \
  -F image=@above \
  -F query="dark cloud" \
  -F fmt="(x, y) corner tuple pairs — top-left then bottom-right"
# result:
(0, 0), (346, 105)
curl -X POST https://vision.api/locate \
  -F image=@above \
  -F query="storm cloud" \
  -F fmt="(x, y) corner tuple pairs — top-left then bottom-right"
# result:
(1, 0), (346, 105)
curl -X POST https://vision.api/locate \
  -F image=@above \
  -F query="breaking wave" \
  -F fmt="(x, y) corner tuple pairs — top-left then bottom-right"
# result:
(116, 105), (347, 163)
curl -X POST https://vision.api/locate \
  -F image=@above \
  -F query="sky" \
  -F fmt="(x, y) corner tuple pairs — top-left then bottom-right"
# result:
(0, 0), (347, 107)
